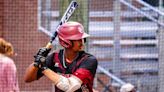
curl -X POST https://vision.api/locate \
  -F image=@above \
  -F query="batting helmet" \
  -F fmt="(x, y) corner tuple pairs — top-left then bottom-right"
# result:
(57, 21), (90, 48)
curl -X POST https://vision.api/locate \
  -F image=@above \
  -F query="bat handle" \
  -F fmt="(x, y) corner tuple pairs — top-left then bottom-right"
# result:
(46, 31), (58, 49)
(46, 42), (53, 49)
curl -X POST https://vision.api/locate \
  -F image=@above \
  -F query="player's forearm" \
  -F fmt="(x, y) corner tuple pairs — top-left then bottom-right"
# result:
(42, 68), (60, 84)
(42, 69), (82, 92)
(24, 63), (39, 82)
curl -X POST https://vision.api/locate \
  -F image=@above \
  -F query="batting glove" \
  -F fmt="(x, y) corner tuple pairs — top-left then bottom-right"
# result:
(33, 47), (51, 68)
(36, 47), (51, 57)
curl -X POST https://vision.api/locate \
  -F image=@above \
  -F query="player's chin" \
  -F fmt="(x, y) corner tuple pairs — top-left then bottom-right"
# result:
(79, 46), (84, 51)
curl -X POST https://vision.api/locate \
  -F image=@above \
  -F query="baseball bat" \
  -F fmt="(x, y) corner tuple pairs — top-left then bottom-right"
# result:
(46, 0), (78, 49)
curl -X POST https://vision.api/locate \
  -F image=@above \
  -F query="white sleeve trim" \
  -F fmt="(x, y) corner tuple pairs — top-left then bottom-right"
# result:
(56, 75), (82, 92)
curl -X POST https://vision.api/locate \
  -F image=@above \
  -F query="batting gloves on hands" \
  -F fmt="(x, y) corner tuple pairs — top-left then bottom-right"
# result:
(33, 47), (51, 71)
(36, 47), (51, 57)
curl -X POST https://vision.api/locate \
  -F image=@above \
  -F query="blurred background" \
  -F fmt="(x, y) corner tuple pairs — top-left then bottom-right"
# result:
(0, 0), (164, 92)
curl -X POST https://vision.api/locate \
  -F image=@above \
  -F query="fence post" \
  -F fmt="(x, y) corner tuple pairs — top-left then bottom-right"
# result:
(158, 0), (164, 92)
(113, 0), (121, 77)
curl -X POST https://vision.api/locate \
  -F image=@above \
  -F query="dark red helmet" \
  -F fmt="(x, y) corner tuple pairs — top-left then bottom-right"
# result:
(57, 21), (90, 48)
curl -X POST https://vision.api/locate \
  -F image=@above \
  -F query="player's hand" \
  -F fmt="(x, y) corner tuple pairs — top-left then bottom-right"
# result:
(40, 57), (48, 71)
(33, 47), (51, 68)
(36, 47), (51, 57)
(34, 54), (48, 71)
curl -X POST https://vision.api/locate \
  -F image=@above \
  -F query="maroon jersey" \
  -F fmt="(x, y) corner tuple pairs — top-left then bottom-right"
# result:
(37, 49), (98, 92)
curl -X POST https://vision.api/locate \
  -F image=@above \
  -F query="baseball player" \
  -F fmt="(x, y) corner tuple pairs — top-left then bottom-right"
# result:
(24, 21), (98, 92)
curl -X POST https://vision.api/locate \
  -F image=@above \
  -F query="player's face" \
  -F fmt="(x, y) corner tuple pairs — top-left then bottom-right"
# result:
(71, 39), (85, 51)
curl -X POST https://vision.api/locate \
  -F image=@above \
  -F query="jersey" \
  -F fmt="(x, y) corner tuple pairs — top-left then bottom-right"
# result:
(37, 49), (98, 92)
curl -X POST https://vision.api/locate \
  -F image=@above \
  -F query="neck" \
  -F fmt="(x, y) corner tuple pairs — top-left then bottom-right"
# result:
(64, 49), (78, 63)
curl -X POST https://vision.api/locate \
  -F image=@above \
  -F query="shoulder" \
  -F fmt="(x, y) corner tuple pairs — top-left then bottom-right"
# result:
(0, 55), (14, 64)
(75, 51), (98, 77)
(85, 55), (98, 67)
(0, 55), (16, 71)
(46, 49), (63, 64)
(47, 49), (61, 58)
(78, 51), (98, 68)
(81, 51), (98, 63)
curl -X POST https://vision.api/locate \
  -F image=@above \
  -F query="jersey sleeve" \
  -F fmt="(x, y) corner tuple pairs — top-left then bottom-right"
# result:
(73, 55), (98, 84)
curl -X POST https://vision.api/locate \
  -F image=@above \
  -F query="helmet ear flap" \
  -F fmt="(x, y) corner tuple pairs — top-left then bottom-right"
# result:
(58, 36), (72, 48)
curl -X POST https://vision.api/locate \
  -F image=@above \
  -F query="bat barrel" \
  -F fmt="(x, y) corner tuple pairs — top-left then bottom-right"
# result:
(45, 1), (78, 49)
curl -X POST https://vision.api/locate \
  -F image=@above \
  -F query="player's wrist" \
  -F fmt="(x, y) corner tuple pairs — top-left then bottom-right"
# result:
(41, 66), (48, 70)
(41, 66), (49, 72)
